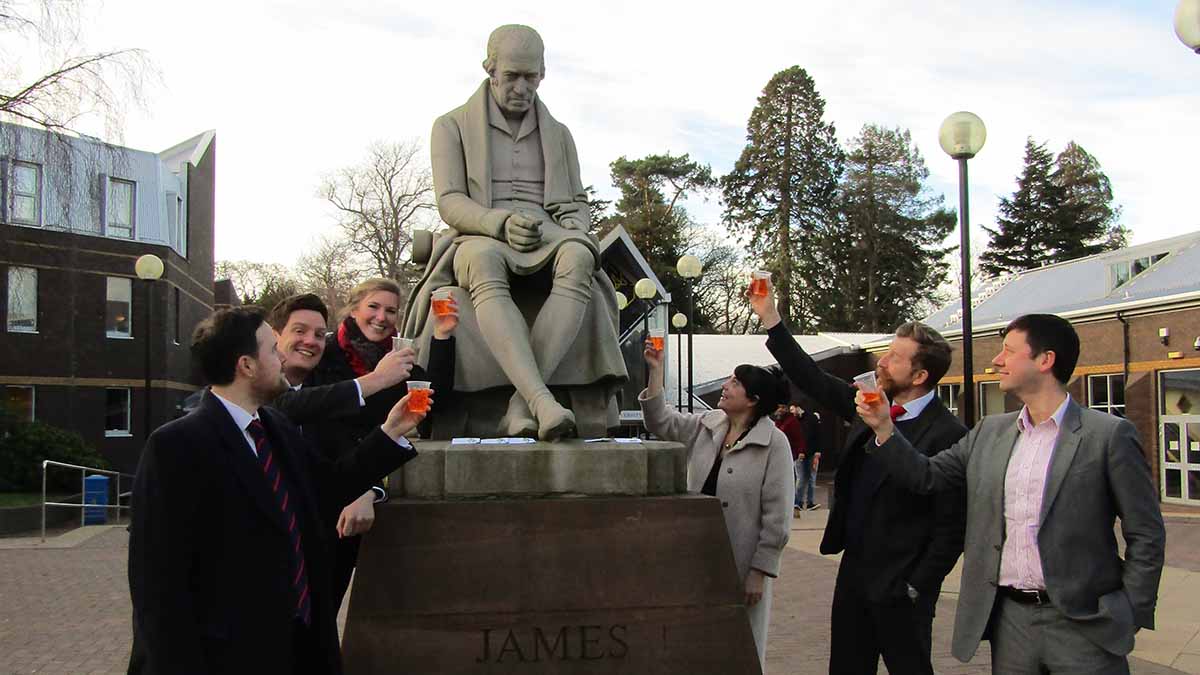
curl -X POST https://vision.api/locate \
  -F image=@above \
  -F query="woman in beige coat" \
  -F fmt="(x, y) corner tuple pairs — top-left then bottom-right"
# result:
(639, 341), (794, 668)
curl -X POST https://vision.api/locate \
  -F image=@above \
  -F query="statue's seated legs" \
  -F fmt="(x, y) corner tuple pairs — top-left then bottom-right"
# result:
(453, 239), (594, 440)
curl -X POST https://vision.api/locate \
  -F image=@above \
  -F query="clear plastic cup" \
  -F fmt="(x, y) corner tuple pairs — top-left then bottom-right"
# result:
(749, 270), (772, 298)
(853, 371), (880, 404)
(406, 380), (432, 413)
(392, 336), (414, 353)
(647, 328), (666, 352)
(431, 288), (454, 317)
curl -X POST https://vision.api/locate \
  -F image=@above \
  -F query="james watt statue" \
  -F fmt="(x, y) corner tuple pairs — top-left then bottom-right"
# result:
(401, 24), (628, 441)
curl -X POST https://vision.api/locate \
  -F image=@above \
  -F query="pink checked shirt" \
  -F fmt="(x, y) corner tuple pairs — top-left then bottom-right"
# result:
(998, 395), (1071, 590)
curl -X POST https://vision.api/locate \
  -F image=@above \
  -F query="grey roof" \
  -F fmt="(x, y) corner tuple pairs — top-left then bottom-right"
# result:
(661, 332), (890, 408)
(924, 231), (1200, 335)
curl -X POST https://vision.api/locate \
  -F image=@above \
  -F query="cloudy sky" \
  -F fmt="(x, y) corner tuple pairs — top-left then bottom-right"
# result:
(79, 0), (1200, 266)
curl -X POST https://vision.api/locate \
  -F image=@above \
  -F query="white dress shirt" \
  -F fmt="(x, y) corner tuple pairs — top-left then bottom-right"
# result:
(894, 388), (937, 421)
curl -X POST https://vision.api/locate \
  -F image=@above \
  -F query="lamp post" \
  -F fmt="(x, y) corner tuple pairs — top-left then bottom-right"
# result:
(634, 279), (659, 389)
(1177, 0), (1200, 53)
(676, 254), (702, 412)
(135, 254), (164, 443)
(672, 312), (688, 410)
(938, 112), (986, 425)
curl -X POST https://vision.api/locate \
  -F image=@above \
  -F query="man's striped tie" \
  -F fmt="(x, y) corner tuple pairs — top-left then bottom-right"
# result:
(246, 419), (312, 625)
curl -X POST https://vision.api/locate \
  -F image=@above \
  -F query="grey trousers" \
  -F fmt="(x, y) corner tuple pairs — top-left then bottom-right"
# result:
(990, 597), (1130, 674)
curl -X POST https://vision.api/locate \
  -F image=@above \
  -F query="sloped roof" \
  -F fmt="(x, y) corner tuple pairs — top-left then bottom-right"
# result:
(924, 230), (1200, 335)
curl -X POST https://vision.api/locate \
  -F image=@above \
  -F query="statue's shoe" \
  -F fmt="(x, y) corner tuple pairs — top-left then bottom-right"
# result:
(499, 394), (537, 438)
(534, 400), (576, 442)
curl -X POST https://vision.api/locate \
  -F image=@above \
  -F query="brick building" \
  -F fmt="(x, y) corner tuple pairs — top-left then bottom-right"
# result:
(913, 231), (1200, 507)
(1, 123), (216, 473)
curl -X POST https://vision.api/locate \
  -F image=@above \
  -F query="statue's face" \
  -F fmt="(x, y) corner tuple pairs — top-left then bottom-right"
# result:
(489, 46), (543, 116)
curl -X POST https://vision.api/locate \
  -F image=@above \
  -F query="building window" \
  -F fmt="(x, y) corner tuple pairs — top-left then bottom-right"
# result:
(937, 383), (961, 417)
(105, 388), (131, 436)
(107, 178), (135, 239)
(3, 386), (35, 421)
(1088, 374), (1126, 418)
(11, 161), (41, 226)
(6, 266), (37, 332)
(106, 277), (132, 338)
(1109, 252), (1169, 291)
(979, 381), (1007, 418)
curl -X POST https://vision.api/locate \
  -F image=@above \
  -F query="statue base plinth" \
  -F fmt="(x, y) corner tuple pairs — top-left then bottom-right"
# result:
(341, 494), (761, 674)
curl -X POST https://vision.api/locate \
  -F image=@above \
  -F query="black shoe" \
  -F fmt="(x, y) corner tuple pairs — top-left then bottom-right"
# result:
(806, 503), (822, 511)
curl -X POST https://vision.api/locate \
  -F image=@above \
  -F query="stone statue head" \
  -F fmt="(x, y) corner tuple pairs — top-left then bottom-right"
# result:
(482, 24), (545, 117)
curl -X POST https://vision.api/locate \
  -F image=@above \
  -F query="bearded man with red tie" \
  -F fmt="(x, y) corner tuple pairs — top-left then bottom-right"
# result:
(127, 307), (428, 674)
(750, 286), (968, 674)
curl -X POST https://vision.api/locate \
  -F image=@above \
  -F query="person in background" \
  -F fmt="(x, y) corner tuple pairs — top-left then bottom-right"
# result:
(640, 340), (793, 669)
(773, 402), (808, 517)
(794, 405), (823, 511)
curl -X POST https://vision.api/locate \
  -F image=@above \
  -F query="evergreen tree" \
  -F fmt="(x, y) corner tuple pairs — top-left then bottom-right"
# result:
(598, 153), (717, 327)
(721, 66), (844, 332)
(1051, 141), (1127, 259)
(982, 138), (1125, 277)
(819, 124), (956, 332)
(980, 138), (1059, 276)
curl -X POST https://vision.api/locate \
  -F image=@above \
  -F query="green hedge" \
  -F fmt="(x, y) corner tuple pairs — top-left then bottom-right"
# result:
(0, 408), (109, 493)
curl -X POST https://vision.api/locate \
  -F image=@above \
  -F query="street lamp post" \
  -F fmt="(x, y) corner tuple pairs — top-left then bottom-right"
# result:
(676, 254), (702, 412)
(135, 254), (165, 443)
(938, 112), (986, 425)
(634, 279), (659, 389)
(1176, 0), (1200, 53)
(672, 312), (688, 410)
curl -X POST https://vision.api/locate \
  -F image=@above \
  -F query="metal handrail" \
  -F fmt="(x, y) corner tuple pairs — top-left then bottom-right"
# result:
(41, 460), (135, 542)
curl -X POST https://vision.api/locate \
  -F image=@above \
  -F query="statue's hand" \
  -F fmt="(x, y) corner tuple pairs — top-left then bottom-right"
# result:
(560, 216), (586, 231)
(505, 212), (543, 253)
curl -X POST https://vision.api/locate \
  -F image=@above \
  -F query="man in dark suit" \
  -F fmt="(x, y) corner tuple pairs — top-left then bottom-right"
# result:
(751, 286), (967, 674)
(127, 306), (429, 674)
(858, 314), (1165, 673)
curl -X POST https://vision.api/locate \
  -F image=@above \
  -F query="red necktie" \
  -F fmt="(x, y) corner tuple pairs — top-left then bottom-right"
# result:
(890, 404), (907, 421)
(246, 419), (312, 625)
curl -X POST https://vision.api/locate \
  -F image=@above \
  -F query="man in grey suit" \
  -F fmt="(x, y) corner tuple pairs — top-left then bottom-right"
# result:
(856, 313), (1165, 674)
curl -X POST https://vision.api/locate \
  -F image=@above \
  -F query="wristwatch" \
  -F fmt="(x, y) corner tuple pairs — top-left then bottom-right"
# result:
(906, 583), (919, 602)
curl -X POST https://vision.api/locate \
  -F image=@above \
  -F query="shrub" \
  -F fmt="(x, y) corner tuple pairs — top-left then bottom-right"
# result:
(0, 410), (109, 493)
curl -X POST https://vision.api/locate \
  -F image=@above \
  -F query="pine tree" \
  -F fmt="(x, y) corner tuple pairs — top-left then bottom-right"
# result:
(818, 124), (956, 332)
(1050, 141), (1127, 259)
(980, 138), (1059, 277)
(721, 66), (844, 332)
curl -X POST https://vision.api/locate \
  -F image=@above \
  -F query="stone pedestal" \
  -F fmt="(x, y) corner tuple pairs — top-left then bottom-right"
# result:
(341, 441), (761, 674)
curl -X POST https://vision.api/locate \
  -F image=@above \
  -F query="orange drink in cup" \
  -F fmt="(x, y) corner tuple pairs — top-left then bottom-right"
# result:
(406, 380), (432, 413)
(749, 270), (771, 298)
(431, 288), (454, 317)
(853, 371), (881, 404)
(648, 328), (665, 352)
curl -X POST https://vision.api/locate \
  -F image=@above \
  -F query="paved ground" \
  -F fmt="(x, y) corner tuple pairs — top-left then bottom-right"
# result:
(1, 486), (1198, 674)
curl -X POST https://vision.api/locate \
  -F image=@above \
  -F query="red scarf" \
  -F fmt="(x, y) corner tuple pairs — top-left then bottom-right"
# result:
(336, 318), (394, 377)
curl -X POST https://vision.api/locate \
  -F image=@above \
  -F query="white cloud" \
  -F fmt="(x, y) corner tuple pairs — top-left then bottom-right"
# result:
(79, 0), (1199, 266)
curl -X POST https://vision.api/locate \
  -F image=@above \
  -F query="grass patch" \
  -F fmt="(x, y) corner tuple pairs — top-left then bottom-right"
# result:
(0, 493), (72, 508)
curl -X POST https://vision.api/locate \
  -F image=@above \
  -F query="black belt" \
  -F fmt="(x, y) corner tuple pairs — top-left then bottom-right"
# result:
(999, 585), (1051, 605)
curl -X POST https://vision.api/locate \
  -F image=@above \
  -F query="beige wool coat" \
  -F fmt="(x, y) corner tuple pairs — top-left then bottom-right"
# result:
(639, 389), (794, 581)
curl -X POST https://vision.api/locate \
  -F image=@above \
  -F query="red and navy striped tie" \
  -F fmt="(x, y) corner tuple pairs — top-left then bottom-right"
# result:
(246, 419), (312, 625)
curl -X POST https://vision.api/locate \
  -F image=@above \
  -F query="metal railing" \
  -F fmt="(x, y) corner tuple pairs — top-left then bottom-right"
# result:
(41, 460), (135, 542)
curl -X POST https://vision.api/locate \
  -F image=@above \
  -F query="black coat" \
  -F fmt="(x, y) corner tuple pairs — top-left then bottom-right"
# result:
(302, 333), (455, 460)
(127, 391), (415, 674)
(765, 322), (967, 604)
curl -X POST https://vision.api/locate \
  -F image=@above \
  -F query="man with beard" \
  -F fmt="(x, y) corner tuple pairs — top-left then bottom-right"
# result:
(128, 307), (428, 674)
(750, 285), (967, 674)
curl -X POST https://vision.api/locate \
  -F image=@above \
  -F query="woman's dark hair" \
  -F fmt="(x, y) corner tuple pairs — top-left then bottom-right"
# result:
(733, 364), (790, 423)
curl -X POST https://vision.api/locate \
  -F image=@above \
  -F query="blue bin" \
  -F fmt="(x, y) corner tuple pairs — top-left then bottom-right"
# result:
(84, 475), (109, 525)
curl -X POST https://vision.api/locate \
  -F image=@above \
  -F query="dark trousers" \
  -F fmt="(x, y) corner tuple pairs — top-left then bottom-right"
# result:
(291, 618), (327, 675)
(332, 534), (361, 613)
(829, 559), (934, 675)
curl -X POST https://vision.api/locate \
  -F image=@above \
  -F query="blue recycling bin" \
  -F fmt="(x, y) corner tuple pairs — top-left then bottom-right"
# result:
(84, 475), (109, 525)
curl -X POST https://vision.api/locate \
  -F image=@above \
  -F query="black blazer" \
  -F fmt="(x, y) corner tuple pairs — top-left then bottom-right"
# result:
(304, 334), (456, 459)
(765, 322), (967, 604)
(127, 391), (415, 675)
